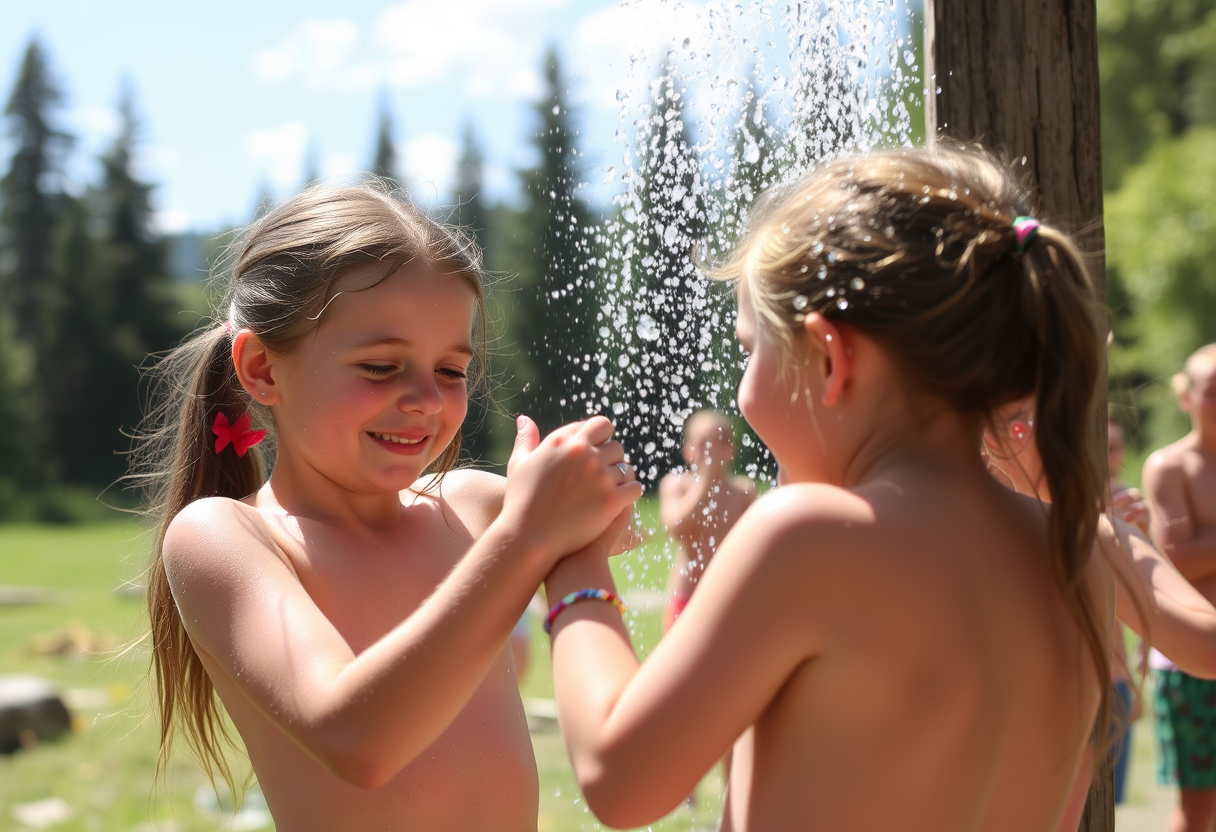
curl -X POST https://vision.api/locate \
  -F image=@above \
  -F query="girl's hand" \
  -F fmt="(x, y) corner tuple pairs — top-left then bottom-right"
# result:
(1111, 485), (1150, 533)
(501, 415), (643, 566)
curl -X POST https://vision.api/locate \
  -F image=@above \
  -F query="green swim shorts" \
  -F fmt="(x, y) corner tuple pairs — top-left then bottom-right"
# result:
(1154, 668), (1216, 788)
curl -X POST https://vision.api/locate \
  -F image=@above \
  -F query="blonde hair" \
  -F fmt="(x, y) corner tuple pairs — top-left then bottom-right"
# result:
(718, 143), (1114, 760)
(130, 180), (487, 790)
(1170, 344), (1216, 402)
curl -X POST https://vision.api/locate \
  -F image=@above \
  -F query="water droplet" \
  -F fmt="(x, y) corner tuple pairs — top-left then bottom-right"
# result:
(850, 277), (865, 291)
(683, 37), (692, 48)
(837, 298), (849, 310)
(637, 314), (660, 341)
(618, 354), (631, 368)
(792, 295), (809, 311)
(552, 104), (560, 115)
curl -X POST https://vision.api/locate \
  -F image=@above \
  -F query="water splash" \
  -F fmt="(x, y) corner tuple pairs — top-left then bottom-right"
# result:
(592, 0), (918, 487)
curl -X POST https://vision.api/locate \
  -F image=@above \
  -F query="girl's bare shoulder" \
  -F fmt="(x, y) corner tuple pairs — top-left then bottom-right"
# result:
(161, 496), (294, 581)
(725, 483), (877, 566)
(409, 468), (507, 536)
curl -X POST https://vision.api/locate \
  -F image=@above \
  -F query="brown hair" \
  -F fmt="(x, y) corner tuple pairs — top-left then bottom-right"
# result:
(719, 144), (1114, 758)
(130, 180), (488, 790)
(1171, 344), (1216, 402)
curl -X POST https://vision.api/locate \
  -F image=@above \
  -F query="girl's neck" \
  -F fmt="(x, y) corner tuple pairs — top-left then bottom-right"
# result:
(839, 399), (987, 490)
(262, 454), (413, 532)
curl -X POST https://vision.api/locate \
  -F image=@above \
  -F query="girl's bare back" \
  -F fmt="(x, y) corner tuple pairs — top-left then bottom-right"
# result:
(167, 470), (538, 832)
(715, 468), (1105, 832)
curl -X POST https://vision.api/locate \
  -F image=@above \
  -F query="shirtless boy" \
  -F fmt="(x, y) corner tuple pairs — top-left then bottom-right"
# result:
(1144, 344), (1216, 832)
(659, 410), (756, 630)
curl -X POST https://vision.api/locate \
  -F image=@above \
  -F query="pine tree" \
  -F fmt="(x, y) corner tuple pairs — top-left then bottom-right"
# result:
(0, 38), (72, 345)
(40, 194), (119, 485)
(512, 48), (600, 434)
(450, 123), (496, 464)
(721, 77), (774, 243)
(621, 64), (713, 471)
(452, 123), (488, 252)
(371, 98), (401, 185)
(82, 84), (182, 484)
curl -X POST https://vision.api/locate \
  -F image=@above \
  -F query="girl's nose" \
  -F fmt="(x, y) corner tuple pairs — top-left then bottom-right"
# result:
(397, 373), (443, 415)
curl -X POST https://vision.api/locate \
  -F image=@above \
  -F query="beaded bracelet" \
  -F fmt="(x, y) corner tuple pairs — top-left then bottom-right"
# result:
(544, 588), (627, 635)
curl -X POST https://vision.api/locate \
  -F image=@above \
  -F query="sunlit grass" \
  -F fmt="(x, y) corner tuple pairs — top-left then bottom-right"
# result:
(0, 499), (723, 831)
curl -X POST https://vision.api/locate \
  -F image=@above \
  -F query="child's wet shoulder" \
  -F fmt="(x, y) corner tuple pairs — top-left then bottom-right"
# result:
(162, 496), (284, 574)
(734, 483), (875, 555)
(409, 468), (506, 533)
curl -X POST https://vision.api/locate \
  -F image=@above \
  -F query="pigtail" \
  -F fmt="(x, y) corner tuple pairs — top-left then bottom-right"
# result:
(730, 144), (1138, 770)
(134, 323), (266, 792)
(131, 180), (488, 792)
(1018, 227), (1115, 759)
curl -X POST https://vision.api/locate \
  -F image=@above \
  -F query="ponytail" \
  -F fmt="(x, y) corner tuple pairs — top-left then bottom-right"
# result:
(1020, 227), (1114, 759)
(131, 180), (488, 790)
(727, 143), (1123, 765)
(136, 323), (267, 791)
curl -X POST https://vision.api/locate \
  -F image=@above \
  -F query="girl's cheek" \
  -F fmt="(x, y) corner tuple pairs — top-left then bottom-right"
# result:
(737, 371), (763, 434)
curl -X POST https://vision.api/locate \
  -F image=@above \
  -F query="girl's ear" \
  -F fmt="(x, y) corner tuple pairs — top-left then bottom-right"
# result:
(801, 313), (851, 407)
(232, 330), (281, 405)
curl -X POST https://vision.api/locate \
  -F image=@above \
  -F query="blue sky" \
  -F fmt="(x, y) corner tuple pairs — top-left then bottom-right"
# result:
(0, 0), (716, 233)
(0, 1), (918, 235)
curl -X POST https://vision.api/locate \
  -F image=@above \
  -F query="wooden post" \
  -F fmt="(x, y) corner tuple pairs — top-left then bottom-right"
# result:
(925, 3), (1112, 831)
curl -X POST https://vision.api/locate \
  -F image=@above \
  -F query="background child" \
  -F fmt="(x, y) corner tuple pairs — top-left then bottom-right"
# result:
(540, 145), (1123, 832)
(660, 410), (756, 631)
(134, 183), (641, 830)
(1143, 344), (1216, 832)
(984, 402), (1216, 827)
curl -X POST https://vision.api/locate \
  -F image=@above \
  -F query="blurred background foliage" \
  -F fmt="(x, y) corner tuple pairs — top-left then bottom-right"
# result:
(0, 0), (1213, 514)
(1101, 0), (1216, 463)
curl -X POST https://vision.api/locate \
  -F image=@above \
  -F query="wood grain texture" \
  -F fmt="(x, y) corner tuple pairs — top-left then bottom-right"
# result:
(926, 3), (1111, 831)
(926, 0), (1105, 294)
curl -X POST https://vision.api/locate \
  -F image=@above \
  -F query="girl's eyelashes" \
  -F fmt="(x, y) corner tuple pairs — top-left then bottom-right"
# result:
(359, 363), (467, 381)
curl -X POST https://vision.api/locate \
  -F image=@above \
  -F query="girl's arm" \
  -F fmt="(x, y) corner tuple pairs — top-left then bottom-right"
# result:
(1108, 515), (1216, 679)
(164, 416), (641, 789)
(546, 486), (834, 828)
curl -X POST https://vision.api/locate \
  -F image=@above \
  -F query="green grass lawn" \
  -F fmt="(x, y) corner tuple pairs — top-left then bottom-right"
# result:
(0, 499), (724, 831)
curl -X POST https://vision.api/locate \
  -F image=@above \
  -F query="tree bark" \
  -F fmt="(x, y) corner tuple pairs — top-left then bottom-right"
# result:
(925, 3), (1112, 832)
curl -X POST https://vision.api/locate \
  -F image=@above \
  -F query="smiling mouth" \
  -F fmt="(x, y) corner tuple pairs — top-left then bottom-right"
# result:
(370, 432), (425, 445)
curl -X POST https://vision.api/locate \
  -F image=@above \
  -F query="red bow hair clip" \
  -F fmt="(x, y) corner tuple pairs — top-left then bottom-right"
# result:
(212, 412), (267, 457)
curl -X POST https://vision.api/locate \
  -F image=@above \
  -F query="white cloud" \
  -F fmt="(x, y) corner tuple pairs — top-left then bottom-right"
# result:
(320, 152), (359, 180)
(253, 0), (572, 100)
(72, 104), (121, 143)
(254, 19), (365, 89)
(152, 208), (191, 235)
(403, 133), (458, 199)
(570, 1), (722, 113)
(246, 122), (309, 189)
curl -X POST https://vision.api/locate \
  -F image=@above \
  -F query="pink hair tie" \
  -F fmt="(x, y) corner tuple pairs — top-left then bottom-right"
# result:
(1012, 216), (1041, 254)
(222, 320), (233, 333)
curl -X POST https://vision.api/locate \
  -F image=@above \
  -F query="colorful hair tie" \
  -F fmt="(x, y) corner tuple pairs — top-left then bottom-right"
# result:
(1012, 216), (1041, 254)
(544, 588), (626, 635)
(212, 412), (267, 457)
(222, 320), (233, 333)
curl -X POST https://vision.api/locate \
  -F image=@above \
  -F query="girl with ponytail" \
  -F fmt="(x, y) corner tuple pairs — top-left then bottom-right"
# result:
(542, 145), (1123, 831)
(132, 181), (641, 829)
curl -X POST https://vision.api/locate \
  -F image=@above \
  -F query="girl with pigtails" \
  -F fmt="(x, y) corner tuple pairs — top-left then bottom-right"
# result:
(134, 182), (641, 830)
(543, 145), (1127, 832)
